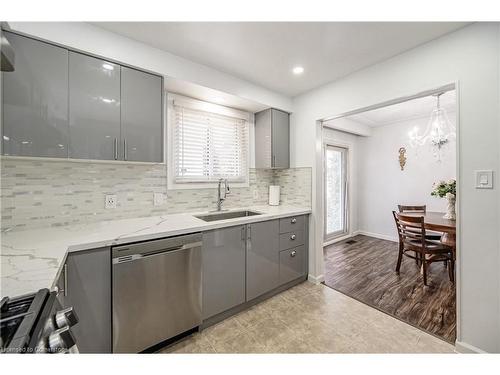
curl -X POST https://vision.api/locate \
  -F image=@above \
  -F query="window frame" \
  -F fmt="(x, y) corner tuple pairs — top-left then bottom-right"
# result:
(167, 93), (251, 190)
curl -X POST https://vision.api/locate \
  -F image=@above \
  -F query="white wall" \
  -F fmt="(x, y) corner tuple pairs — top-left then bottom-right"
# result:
(292, 23), (500, 353)
(356, 117), (456, 241)
(6, 22), (293, 113)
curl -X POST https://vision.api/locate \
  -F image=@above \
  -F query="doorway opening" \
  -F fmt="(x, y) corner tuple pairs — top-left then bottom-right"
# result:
(319, 85), (458, 344)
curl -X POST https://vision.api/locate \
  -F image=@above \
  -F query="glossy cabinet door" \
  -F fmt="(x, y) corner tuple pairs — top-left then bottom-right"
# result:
(254, 108), (290, 169)
(120, 67), (163, 162)
(68, 52), (120, 160)
(254, 109), (272, 169)
(2, 31), (69, 158)
(63, 247), (112, 353)
(202, 225), (246, 319)
(271, 109), (290, 168)
(246, 219), (280, 301)
(279, 245), (306, 285)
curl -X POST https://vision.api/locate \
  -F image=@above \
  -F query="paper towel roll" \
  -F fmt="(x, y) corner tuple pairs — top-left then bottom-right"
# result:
(268, 185), (280, 206)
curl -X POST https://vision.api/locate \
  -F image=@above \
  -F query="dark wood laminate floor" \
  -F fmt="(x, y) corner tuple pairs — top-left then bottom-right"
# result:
(323, 235), (456, 343)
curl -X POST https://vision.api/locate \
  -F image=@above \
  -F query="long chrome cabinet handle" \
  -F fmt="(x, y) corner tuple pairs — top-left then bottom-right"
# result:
(123, 139), (127, 161)
(114, 138), (118, 160)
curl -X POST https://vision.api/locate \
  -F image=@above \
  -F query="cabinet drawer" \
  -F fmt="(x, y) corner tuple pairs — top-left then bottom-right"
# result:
(279, 215), (305, 234)
(279, 246), (306, 285)
(279, 230), (305, 251)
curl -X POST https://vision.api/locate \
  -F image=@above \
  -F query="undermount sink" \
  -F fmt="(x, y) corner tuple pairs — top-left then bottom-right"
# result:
(194, 210), (262, 222)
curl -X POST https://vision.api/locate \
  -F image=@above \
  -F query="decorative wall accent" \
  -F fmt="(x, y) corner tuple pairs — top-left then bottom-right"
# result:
(398, 147), (407, 171)
(0, 158), (311, 231)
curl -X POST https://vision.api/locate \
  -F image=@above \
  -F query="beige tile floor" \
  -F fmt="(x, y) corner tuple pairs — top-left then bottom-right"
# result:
(160, 281), (455, 354)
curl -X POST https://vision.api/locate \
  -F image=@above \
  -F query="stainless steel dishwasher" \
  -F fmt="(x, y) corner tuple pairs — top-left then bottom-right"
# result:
(112, 233), (202, 353)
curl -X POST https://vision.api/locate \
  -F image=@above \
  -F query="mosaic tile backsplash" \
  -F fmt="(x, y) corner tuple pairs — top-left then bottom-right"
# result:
(1, 158), (311, 231)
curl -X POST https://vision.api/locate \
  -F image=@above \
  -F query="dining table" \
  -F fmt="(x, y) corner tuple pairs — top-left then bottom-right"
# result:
(402, 211), (456, 248)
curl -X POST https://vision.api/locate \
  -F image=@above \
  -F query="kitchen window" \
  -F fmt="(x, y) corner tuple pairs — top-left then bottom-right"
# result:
(168, 94), (250, 187)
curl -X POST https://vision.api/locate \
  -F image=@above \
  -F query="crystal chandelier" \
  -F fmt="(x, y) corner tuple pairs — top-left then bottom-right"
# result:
(408, 92), (456, 160)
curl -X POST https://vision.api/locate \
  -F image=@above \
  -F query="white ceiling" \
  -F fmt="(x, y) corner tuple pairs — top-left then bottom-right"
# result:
(347, 90), (456, 128)
(92, 22), (468, 97)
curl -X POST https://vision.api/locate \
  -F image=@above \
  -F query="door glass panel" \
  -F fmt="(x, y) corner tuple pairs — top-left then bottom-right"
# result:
(325, 145), (348, 240)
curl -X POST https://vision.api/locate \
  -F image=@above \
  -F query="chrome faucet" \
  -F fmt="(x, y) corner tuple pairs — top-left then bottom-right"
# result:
(217, 178), (230, 211)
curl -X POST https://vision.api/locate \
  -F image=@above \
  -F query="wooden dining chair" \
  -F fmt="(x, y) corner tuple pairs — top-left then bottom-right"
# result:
(397, 205), (442, 241)
(398, 205), (427, 213)
(392, 211), (454, 286)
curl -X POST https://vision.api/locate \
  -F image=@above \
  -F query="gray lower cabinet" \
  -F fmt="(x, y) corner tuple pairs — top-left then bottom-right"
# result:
(120, 66), (163, 162)
(68, 52), (121, 160)
(62, 247), (112, 353)
(279, 245), (306, 285)
(2, 31), (69, 158)
(202, 225), (246, 319)
(246, 219), (280, 301)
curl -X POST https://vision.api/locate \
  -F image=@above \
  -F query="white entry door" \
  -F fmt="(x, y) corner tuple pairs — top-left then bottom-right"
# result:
(324, 145), (348, 240)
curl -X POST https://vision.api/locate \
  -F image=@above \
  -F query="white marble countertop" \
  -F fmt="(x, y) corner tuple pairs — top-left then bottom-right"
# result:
(0, 205), (311, 298)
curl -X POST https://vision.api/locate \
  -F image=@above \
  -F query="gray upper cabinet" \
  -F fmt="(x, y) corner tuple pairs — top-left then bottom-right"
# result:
(202, 225), (246, 319)
(255, 108), (290, 169)
(68, 52), (121, 160)
(120, 66), (163, 162)
(2, 31), (69, 158)
(2, 31), (163, 162)
(271, 109), (290, 168)
(246, 219), (280, 301)
(62, 247), (112, 353)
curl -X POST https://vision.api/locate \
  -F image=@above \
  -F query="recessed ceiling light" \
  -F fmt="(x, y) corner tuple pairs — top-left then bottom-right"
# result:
(102, 63), (114, 71)
(292, 66), (304, 75)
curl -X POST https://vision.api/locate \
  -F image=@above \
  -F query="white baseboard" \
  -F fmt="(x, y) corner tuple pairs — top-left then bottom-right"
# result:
(454, 341), (487, 354)
(308, 274), (325, 284)
(353, 230), (398, 243)
(323, 233), (354, 247)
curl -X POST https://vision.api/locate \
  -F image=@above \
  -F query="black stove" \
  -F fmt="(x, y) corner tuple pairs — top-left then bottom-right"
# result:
(0, 289), (78, 354)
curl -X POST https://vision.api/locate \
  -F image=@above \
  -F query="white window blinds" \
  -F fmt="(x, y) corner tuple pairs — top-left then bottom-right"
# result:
(173, 104), (249, 183)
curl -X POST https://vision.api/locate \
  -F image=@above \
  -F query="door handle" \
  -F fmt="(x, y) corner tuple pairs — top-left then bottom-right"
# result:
(290, 234), (296, 240)
(290, 251), (297, 258)
(291, 218), (297, 224)
(241, 226), (246, 241)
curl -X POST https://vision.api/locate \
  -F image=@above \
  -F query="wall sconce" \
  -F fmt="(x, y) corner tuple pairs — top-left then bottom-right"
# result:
(399, 147), (407, 171)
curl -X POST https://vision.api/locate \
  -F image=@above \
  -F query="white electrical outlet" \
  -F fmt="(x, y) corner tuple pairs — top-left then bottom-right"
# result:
(253, 190), (259, 199)
(153, 192), (166, 206)
(105, 194), (117, 209)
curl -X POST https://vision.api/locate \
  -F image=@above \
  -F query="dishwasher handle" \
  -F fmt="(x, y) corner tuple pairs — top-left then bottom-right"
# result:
(139, 245), (184, 258)
(112, 232), (202, 262)
(112, 242), (201, 264)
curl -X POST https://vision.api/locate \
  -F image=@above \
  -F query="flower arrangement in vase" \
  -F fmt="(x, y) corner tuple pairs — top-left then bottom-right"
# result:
(431, 179), (456, 220)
